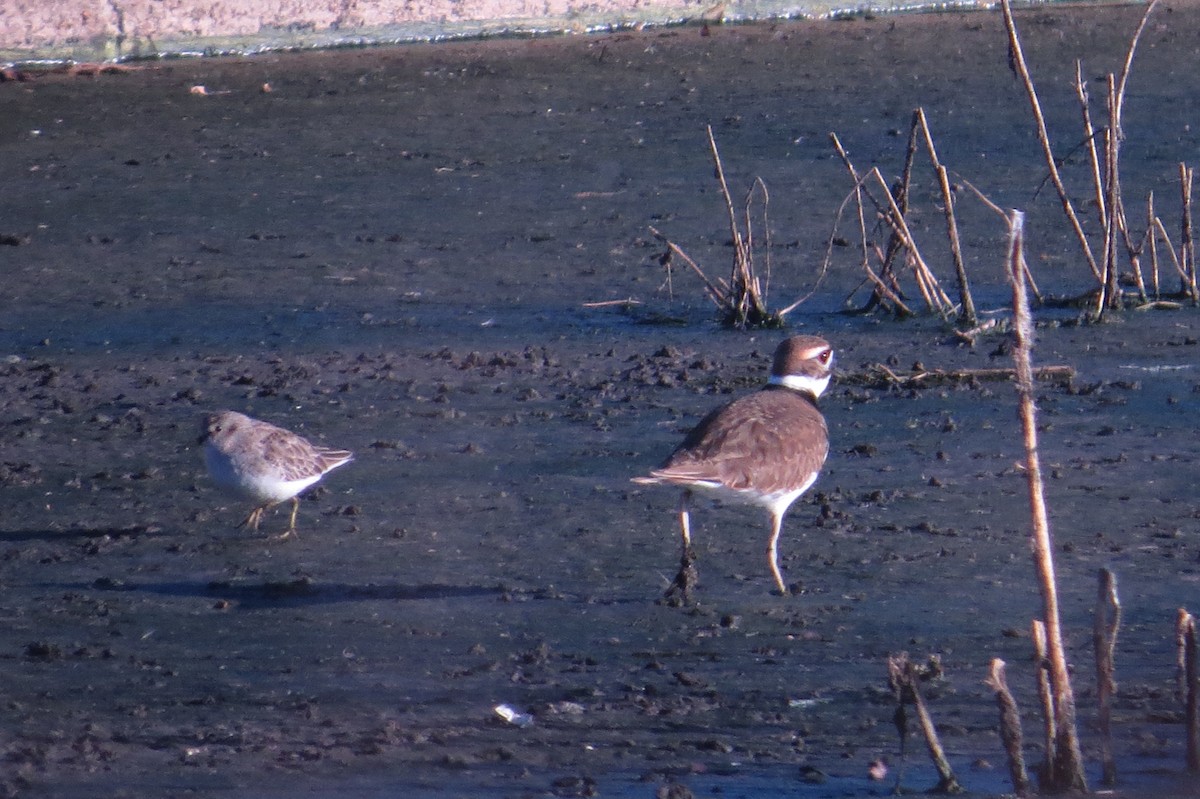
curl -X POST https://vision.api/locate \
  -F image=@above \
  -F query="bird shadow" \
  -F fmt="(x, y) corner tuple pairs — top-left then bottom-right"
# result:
(0, 525), (166, 543)
(75, 577), (504, 609)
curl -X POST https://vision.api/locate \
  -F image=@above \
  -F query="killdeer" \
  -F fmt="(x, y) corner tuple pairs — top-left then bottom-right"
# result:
(633, 335), (833, 600)
(201, 411), (353, 538)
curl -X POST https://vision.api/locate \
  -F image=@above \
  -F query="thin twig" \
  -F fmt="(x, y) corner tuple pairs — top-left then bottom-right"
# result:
(917, 106), (977, 324)
(869, 168), (955, 316)
(648, 226), (726, 309)
(1152, 214), (1187, 286)
(1181, 163), (1197, 301)
(581, 298), (642, 308)
(845, 363), (1074, 388)
(959, 178), (1044, 305)
(861, 256), (916, 317)
(1148, 192), (1161, 298)
(1000, 0), (1102, 285)
(1094, 568), (1121, 787)
(1074, 61), (1107, 229)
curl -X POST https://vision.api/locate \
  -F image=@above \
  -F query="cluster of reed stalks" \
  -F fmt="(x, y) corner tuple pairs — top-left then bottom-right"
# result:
(653, 0), (1195, 329)
(649, 126), (786, 330)
(834, 0), (1194, 328)
(886, 216), (1199, 795)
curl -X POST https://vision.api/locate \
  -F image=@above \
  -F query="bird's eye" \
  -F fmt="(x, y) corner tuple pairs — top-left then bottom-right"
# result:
(818, 349), (833, 365)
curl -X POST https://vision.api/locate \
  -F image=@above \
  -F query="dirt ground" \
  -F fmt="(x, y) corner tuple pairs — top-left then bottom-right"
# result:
(1, 2), (1200, 797)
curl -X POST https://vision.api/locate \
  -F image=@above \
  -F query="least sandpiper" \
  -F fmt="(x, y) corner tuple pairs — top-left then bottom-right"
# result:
(201, 410), (353, 538)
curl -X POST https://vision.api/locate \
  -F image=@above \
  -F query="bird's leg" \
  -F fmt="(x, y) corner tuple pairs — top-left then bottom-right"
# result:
(238, 505), (267, 532)
(663, 490), (698, 606)
(767, 511), (789, 595)
(678, 490), (693, 550)
(275, 497), (302, 540)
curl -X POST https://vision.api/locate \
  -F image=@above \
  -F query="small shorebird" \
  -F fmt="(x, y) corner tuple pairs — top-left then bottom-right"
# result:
(201, 411), (353, 538)
(633, 335), (833, 601)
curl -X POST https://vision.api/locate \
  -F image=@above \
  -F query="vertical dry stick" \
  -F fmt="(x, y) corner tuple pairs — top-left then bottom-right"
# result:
(1181, 610), (1200, 771)
(880, 115), (919, 301)
(1147, 192), (1161, 298)
(1032, 619), (1057, 784)
(749, 177), (772, 304)
(1093, 568), (1121, 787)
(1152, 215), (1188, 288)
(986, 659), (1032, 797)
(1104, 0), (1161, 303)
(1177, 608), (1191, 703)
(1112, 0), (1159, 129)
(935, 163), (976, 326)
(915, 107), (976, 326)
(1098, 74), (1122, 316)
(1000, 0), (1102, 286)
(705, 125), (764, 326)
(1102, 74), (1120, 313)
(1008, 210), (1088, 793)
(1180, 163), (1197, 302)
(1073, 61), (1107, 228)
(1106, 0), (1159, 307)
(707, 125), (742, 260)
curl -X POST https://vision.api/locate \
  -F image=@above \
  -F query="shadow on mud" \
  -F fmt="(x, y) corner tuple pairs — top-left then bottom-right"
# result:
(75, 577), (504, 608)
(0, 525), (164, 542)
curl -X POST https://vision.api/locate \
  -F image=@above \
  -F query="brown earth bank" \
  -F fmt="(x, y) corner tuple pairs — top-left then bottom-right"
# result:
(1, 2), (1200, 797)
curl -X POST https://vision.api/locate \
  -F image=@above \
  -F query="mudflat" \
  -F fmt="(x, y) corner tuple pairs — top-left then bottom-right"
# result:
(1, 3), (1199, 796)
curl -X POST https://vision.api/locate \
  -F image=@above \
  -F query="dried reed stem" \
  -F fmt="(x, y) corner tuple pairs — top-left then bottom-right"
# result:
(1093, 568), (1121, 786)
(959, 178), (1044, 303)
(1147, 192), (1161, 298)
(1007, 210), (1088, 793)
(853, 363), (1074, 389)
(648, 226), (726, 309)
(1000, 0), (1101, 285)
(705, 125), (771, 326)
(1032, 620), (1057, 780)
(888, 654), (963, 794)
(870, 168), (955, 316)
(914, 107), (976, 326)
(986, 658), (1032, 797)
(863, 252), (915, 317)
(830, 133), (901, 315)
(1098, 73), (1122, 316)
(1074, 61), (1107, 228)
(1180, 163), (1197, 301)
(1178, 609), (1200, 771)
(1151, 214), (1188, 288)
(647, 128), (784, 327)
(1104, 0), (1159, 309)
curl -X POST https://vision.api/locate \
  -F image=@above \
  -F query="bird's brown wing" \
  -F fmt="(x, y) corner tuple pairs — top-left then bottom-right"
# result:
(257, 427), (330, 482)
(651, 390), (827, 495)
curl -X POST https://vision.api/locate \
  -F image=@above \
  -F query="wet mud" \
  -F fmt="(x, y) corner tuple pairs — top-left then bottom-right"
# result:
(2, 3), (1200, 797)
